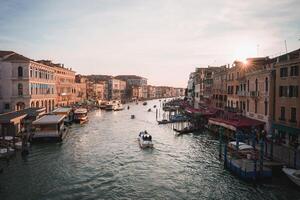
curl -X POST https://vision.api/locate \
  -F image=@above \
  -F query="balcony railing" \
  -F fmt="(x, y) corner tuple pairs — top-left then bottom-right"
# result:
(237, 91), (246, 96)
(249, 91), (259, 97)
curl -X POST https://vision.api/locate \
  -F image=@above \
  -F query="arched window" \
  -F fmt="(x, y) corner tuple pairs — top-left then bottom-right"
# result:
(18, 83), (23, 96)
(18, 66), (23, 77)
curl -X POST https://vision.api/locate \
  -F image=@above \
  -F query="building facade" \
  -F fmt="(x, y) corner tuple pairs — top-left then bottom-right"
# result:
(0, 51), (56, 113)
(37, 60), (76, 107)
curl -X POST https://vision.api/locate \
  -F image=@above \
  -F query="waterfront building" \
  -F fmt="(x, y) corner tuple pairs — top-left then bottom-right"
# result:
(243, 57), (274, 133)
(37, 60), (76, 107)
(131, 86), (143, 100)
(141, 85), (148, 100)
(115, 75), (147, 100)
(75, 75), (87, 104)
(187, 72), (196, 104)
(226, 61), (245, 112)
(114, 75), (147, 86)
(147, 85), (156, 99)
(0, 51), (56, 113)
(272, 49), (300, 150)
(193, 66), (226, 109)
(212, 65), (228, 109)
(107, 78), (126, 100)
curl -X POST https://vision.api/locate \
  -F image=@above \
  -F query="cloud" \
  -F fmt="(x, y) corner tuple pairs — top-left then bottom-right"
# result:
(0, 0), (299, 87)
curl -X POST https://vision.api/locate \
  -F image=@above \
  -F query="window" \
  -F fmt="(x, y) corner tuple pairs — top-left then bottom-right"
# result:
(291, 107), (296, 122)
(280, 107), (285, 120)
(236, 86), (239, 94)
(290, 66), (299, 76)
(247, 80), (249, 92)
(280, 67), (288, 77)
(255, 100), (257, 113)
(289, 86), (298, 97)
(18, 83), (23, 96)
(265, 77), (268, 92)
(4, 103), (10, 110)
(18, 66), (23, 77)
(255, 79), (258, 91)
(279, 86), (288, 97)
(264, 101), (268, 115)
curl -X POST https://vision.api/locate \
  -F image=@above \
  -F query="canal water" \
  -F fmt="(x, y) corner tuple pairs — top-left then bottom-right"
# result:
(0, 99), (299, 200)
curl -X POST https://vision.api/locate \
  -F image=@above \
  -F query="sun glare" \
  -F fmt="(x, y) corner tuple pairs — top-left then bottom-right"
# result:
(233, 42), (257, 62)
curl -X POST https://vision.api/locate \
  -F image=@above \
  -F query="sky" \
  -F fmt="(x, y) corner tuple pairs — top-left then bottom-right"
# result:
(0, 0), (300, 87)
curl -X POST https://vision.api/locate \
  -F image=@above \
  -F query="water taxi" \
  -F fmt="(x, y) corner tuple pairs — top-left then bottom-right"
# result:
(138, 131), (153, 149)
(31, 115), (67, 142)
(74, 108), (88, 124)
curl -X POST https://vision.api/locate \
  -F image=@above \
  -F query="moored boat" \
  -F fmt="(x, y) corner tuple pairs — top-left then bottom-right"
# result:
(52, 107), (73, 125)
(142, 102), (147, 106)
(31, 115), (67, 142)
(283, 167), (300, 187)
(74, 108), (88, 124)
(138, 131), (153, 149)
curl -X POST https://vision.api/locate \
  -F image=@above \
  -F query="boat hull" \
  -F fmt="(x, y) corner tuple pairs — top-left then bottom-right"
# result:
(138, 138), (153, 149)
(283, 167), (300, 186)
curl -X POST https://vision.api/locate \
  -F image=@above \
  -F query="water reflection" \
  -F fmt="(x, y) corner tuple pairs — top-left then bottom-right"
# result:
(0, 99), (300, 200)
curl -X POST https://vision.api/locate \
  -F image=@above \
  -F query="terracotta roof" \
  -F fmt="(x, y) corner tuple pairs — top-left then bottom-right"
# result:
(2, 53), (31, 62)
(115, 75), (146, 80)
(0, 51), (15, 58)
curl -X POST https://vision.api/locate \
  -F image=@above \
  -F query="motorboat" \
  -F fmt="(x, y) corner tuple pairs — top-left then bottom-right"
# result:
(282, 167), (300, 187)
(31, 115), (67, 142)
(131, 115), (135, 119)
(138, 131), (153, 149)
(114, 103), (124, 111)
(74, 108), (88, 124)
(142, 102), (147, 106)
(99, 101), (107, 109)
(147, 108), (151, 112)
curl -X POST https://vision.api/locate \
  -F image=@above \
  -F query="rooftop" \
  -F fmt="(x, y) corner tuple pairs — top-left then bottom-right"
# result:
(33, 114), (65, 125)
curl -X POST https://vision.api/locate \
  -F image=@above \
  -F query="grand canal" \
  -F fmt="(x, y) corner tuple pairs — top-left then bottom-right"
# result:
(0, 99), (299, 200)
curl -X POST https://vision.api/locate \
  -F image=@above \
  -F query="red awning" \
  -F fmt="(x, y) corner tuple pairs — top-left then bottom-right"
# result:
(208, 117), (265, 131)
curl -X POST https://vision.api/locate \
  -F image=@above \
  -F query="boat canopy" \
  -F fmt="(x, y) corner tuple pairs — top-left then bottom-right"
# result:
(74, 108), (88, 114)
(229, 141), (253, 150)
(52, 107), (72, 114)
(33, 115), (65, 125)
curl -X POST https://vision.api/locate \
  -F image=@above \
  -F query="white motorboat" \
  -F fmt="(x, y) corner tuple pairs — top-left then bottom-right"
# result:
(138, 131), (153, 149)
(114, 103), (124, 111)
(0, 148), (15, 158)
(282, 167), (300, 187)
(74, 108), (88, 124)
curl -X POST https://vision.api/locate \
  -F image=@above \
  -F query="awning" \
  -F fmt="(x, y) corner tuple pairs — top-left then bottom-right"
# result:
(273, 123), (300, 135)
(33, 115), (65, 125)
(208, 117), (265, 131)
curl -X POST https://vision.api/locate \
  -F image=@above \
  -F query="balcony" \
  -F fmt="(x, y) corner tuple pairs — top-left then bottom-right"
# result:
(249, 91), (259, 97)
(237, 91), (246, 96)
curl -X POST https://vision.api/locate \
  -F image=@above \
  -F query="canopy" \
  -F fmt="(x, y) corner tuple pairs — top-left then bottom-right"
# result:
(208, 117), (264, 131)
(33, 115), (65, 125)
